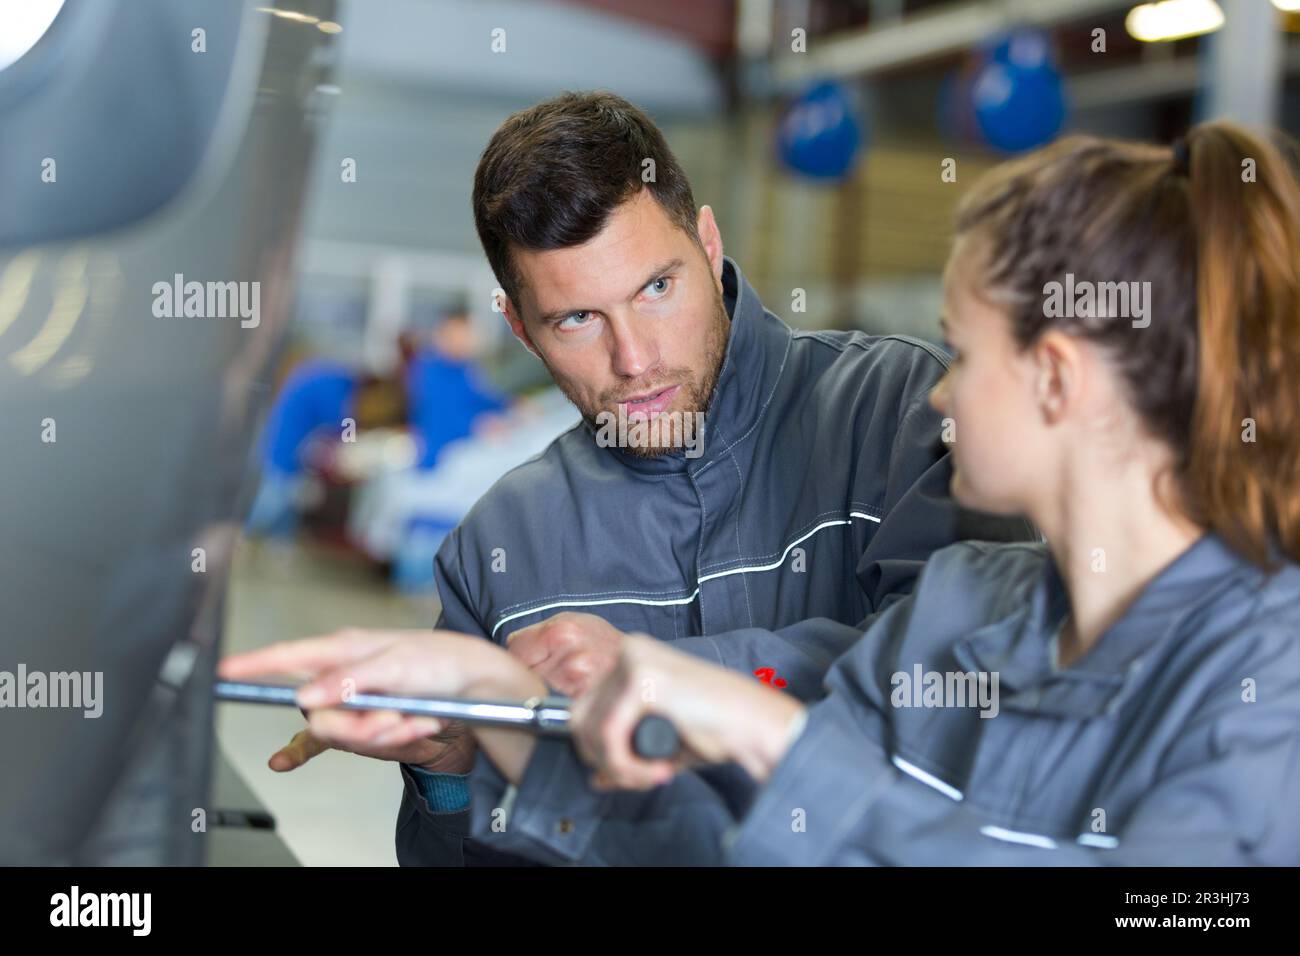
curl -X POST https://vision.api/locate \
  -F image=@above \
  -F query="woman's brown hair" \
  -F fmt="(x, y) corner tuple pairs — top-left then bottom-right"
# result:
(954, 121), (1300, 567)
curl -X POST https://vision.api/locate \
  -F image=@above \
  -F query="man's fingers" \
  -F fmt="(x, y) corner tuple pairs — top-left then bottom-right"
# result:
(296, 647), (421, 708)
(268, 729), (331, 772)
(220, 630), (390, 682)
(374, 716), (443, 746)
(557, 651), (593, 680)
(307, 709), (392, 749)
(506, 625), (554, 668)
(306, 708), (440, 751)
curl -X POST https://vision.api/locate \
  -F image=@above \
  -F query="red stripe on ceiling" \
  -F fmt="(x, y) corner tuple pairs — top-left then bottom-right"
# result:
(555, 0), (738, 59)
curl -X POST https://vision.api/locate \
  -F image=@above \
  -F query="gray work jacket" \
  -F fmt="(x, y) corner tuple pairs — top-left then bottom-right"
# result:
(397, 257), (1033, 865)
(465, 534), (1300, 865)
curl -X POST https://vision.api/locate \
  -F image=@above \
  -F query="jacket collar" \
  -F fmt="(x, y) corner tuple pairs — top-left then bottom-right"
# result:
(596, 256), (792, 476)
(953, 533), (1251, 718)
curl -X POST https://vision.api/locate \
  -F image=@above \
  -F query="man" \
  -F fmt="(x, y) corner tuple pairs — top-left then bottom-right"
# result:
(403, 309), (509, 470)
(268, 91), (1032, 865)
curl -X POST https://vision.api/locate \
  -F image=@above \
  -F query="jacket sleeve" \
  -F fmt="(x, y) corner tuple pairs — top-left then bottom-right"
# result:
(395, 527), (540, 866)
(669, 381), (1035, 704)
(463, 736), (739, 866)
(726, 618), (1300, 867)
(393, 527), (476, 866)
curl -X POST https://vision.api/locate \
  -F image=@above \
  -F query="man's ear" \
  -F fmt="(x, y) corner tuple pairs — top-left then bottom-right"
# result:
(502, 295), (541, 360)
(696, 205), (725, 284)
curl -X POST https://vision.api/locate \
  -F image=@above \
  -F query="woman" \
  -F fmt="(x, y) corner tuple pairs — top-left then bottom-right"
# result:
(223, 121), (1300, 865)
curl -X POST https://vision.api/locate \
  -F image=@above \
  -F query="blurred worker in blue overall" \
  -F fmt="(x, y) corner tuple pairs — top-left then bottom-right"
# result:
(245, 359), (357, 539)
(403, 309), (508, 471)
(226, 120), (1300, 865)
(249, 91), (1034, 864)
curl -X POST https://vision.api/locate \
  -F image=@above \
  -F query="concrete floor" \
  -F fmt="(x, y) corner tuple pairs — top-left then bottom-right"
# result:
(216, 536), (440, 866)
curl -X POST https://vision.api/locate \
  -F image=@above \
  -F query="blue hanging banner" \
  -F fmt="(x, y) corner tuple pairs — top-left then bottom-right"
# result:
(971, 28), (1067, 154)
(775, 79), (865, 181)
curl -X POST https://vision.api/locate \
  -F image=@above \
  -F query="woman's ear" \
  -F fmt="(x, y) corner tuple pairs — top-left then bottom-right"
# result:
(1032, 330), (1078, 425)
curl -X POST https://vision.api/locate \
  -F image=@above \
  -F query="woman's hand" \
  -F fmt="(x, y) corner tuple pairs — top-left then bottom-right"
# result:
(219, 628), (547, 782)
(570, 634), (806, 791)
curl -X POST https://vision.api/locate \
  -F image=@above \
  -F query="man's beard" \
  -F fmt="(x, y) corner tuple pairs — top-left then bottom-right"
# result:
(547, 283), (730, 458)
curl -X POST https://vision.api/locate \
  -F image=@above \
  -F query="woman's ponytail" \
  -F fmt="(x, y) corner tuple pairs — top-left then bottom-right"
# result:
(1184, 123), (1300, 566)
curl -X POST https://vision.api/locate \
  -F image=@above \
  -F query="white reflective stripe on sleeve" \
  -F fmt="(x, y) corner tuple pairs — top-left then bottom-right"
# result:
(978, 826), (1121, 850)
(1076, 833), (1120, 849)
(891, 754), (964, 801)
(980, 825), (1059, 849)
(489, 511), (882, 639)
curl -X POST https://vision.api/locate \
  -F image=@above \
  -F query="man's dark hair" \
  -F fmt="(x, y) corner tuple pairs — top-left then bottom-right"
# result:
(473, 90), (699, 306)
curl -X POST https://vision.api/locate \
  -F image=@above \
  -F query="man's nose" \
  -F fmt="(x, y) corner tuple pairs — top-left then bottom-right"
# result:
(607, 314), (659, 379)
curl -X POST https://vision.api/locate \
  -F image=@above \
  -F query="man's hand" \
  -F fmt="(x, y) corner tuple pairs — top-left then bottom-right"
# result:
(221, 628), (543, 771)
(506, 611), (626, 696)
(221, 627), (549, 783)
(268, 723), (476, 775)
(268, 729), (330, 772)
(259, 632), (480, 775)
(571, 634), (806, 791)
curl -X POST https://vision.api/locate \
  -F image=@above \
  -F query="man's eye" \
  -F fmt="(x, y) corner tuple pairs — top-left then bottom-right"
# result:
(558, 311), (593, 330)
(644, 276), (671, 298)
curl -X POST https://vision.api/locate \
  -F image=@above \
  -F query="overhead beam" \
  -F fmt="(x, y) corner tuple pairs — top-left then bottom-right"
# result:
(1068, 43), (1300, 111)
(775, 0), (1131, 83)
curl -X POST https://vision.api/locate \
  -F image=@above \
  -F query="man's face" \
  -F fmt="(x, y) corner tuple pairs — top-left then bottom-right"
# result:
(503, 189), (730, 456)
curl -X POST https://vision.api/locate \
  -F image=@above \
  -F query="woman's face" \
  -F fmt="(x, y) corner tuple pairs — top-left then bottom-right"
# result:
(929, 238), (1055, 516)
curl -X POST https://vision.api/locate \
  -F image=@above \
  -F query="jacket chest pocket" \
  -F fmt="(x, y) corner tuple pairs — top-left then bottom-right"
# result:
(964, 713), (1107, 837)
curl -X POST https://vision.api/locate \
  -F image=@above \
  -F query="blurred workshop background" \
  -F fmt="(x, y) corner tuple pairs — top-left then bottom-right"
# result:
(246, 0), (1300, 589)
(232, 0), (1300, 866)
(3, 0), (1297, 866)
